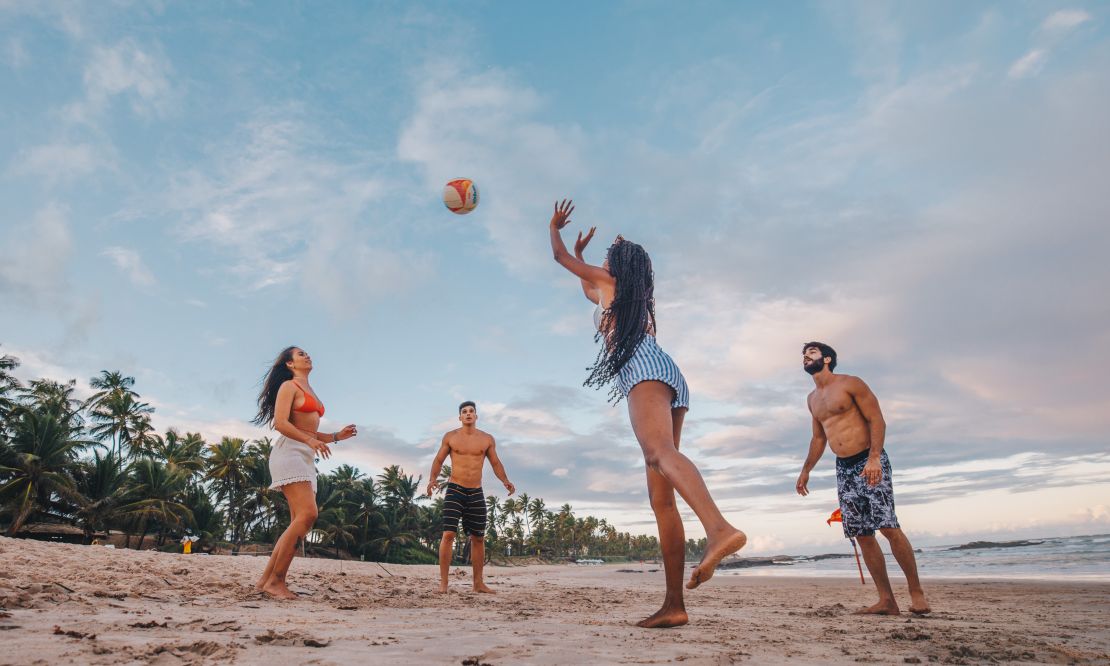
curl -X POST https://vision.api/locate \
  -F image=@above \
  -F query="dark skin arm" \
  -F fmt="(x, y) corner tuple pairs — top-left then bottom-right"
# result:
(549, 199), (616, 291)
(796, 408), (828, 496)
(848, 377), (887, 486)
(574, 226), (600, 304)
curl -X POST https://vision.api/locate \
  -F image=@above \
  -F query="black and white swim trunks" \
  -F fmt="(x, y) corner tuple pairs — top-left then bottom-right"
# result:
(442, 482), (487, 537)
(835, 449), (900, 538)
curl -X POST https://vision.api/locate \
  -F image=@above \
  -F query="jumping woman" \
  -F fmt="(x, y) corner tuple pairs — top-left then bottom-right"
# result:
(548, 199), (747, 628)
(252, 346), (356, 600)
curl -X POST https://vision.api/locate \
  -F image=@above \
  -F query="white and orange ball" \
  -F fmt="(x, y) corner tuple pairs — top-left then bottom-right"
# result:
(443, 178), (479, 215)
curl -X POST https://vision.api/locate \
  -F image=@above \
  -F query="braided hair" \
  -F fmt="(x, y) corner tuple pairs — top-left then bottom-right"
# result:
(584, 238), (655, 402)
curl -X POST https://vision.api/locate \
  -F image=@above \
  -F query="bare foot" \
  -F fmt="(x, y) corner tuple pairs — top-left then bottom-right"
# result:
(635, 607), (688, 629)
(908, 593), (931, 615)
(473, 582), (496, 594)
(438, 581), (449, 594)
(686, 529), (747, 589)
(255, 576), (269, 592)
(261, 580), (297, 600)
(853, 600), (900, 615)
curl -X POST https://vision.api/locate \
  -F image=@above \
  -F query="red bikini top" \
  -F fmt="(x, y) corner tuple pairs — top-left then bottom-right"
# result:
(292, 381), (324, 416)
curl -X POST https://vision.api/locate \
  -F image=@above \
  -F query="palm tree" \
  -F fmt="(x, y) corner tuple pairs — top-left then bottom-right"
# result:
(150, 430), (206, 480)
(205, 437), (252, 552)
(516, 492), (531, 537)
(0, 346), (21, 423)
(73, 451), (129, 543)
(120, 458), (192, 549)
(88, 390), (153, 463)
(0, 402), (92, 535)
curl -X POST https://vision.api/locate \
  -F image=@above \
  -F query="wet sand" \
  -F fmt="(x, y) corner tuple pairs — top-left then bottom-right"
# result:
(1, 536), (1108, 664)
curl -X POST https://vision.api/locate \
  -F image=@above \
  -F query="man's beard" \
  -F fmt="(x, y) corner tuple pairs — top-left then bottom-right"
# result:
(803, 359), (824, 375)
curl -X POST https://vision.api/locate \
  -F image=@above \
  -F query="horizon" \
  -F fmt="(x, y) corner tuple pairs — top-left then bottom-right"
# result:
(2, 1), (1108, 555)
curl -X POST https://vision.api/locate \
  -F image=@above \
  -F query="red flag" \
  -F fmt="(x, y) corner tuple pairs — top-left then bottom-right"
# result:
(826, 508), (842, 526)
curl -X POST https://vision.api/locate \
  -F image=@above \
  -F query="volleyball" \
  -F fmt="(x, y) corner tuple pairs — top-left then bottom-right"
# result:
(443, 178), (479, 215)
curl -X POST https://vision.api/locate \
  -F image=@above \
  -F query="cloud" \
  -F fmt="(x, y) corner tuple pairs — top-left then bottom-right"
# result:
(1041, 9), (1091, 33)
(101, 246), (155, 287)
(7, 141), (112, 182)
(398, 63), (590, 274)
(1008, 48), (1047, 79)
(0, 203), (73, 305)
(68, 38), (175, 121)
(156, 113), (431, 310)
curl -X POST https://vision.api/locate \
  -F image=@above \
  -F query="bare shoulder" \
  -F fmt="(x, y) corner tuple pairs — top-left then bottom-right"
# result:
(478, 429), (496, 445)
(838, 374), (870, 390)
(443, 428), (462, 445)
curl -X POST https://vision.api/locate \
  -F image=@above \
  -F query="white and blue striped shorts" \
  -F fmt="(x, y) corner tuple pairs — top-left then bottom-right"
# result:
(616, 335), (690, 409)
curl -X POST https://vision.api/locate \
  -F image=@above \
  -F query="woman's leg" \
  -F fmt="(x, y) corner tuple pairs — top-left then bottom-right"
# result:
(257, 500), (298, 590)
(260, 482), (318, 600)
(637, 406), (689, 628)
(627, 381), (746, 589)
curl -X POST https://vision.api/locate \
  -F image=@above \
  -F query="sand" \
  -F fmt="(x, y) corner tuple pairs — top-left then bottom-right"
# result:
(1, 536), (1108, 665)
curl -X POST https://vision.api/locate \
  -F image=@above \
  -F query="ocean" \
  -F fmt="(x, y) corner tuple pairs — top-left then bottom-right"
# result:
(719, 533), (1110, 580)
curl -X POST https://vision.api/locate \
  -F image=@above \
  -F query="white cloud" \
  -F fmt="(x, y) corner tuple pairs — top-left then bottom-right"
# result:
(1008, 48), (1047, 79)
(67, 38), (174, 122)
(0, 203), (73, 304)
(8, 142), (110, 182)
(101, 246), (155, 287)
(1041, 9), (1091, 33)
(398, 63), (590, 274)
(552, 468), (569, 477)
(158, 114), (429, 309)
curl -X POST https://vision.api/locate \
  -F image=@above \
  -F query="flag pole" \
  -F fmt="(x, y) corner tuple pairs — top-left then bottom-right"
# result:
(849, 537), (865, 585)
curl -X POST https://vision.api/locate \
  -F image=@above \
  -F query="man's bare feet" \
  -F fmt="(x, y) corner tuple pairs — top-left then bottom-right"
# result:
(261, 580), (297, 600)
(473, 582), (496, 594)
(686, 529), (747, 589)
(908, 593), (931, 615)
(853, 600), (900, 615)
(635, 606), (688, 629)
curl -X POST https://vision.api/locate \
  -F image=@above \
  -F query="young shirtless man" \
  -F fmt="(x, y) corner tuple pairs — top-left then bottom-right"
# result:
(426, 401), (515, 594)
(795, 342), (931, 615)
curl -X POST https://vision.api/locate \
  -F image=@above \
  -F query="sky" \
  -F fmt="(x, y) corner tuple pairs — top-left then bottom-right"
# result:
(1, 1), (1108, 555)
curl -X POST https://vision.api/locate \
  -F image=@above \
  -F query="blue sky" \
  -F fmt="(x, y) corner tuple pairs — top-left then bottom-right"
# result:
(2, 1), (1108, 554)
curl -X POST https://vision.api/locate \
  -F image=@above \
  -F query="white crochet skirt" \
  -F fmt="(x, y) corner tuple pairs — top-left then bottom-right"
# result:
(268, 435), (318, 494)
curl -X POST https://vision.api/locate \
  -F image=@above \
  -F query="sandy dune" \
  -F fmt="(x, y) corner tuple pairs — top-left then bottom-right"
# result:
(1, 536), (1108, 664)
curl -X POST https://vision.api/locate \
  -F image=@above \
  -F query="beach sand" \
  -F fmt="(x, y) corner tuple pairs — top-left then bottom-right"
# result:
(1, 536), (1107, 665)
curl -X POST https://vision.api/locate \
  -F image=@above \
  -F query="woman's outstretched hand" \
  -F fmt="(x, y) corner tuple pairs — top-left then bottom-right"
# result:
(336, 424), (357, 442)
(574, 226), (597, 258)
(550, 199), (575, 230)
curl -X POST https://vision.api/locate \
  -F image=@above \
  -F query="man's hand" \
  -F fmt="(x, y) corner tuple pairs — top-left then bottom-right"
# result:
(861, 458), (882, 487)
(306, 438), (332, 460)
(550, 199), (575, 230)
(504, 480), (516, 496)
(425, 480), (438, 497)
(796, 470), (810, 496)
(573, 226), (596, 257)
(336, 424), (357, 441)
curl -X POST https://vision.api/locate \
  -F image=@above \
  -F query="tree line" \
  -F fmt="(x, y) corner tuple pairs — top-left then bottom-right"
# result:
(0, 347), (685, 563)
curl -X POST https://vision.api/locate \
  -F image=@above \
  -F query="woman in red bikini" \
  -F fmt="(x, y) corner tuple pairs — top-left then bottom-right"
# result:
(251, 346), (356, 599)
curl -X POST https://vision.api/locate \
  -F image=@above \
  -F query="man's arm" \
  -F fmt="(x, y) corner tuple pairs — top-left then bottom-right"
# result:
(796, 407), (828, 496)
(485, 437), (515, 495)
(849, 377), (886, 486)
(425, 434), (451, 496)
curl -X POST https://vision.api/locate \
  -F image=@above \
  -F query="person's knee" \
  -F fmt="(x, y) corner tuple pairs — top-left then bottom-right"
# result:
(292, 512), (317, 534)
(648, 489), (677, 514)
(441, 531), (456, 544)
(879, 527), (903, 540)
(643, 448), (670, 471)
(856, 534), (878, 544)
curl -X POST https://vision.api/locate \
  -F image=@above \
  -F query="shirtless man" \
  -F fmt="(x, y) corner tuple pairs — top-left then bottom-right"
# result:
(795, 342), (930, 615)
(426, 401), (515, 594)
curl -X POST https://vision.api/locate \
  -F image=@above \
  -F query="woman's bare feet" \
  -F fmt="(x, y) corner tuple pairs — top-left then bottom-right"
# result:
(686, 529), (747, 589)
(854, 600), (900, 615)
(438, 581), (449, 594)
(261, 580), (297, 600)
(636, 606), (688, 629)
(473, 582), (496, 594)
(254, 575), (269, 592)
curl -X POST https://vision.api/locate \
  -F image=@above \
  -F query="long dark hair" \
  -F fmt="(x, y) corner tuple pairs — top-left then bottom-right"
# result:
(252, 346), (297, 426)
(584, 239), (655, 402)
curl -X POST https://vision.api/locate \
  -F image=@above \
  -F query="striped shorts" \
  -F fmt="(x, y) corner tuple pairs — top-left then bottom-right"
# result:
(616, 335), (691, 409)
(442, 482), (487, 537)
